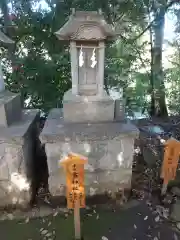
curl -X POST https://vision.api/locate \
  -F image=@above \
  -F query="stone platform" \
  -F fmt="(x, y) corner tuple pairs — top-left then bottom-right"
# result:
(0, 109), (40, 208)
(40, 109), (139, 197)
(63, 89), (115, 122)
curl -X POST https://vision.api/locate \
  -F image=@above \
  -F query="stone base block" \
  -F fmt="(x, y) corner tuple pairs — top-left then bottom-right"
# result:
(0, 90), (22, 127)
(40, 110), (139, 198)
(0, 109), (40, 208)
(63, 89), (115, 122)
(48, 169), (132, 197)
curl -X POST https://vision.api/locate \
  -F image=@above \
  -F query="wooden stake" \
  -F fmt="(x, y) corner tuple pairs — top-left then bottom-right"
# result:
(74, 201), (81, 240)
(60, 153), (87, 240)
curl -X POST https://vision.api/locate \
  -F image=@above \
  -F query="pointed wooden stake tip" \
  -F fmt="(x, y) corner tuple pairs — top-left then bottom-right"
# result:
(60, 152), (88, 165)
(164, 137), (180, 147)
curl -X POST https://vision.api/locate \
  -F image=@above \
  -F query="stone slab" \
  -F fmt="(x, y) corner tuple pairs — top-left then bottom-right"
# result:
(44, 136), (136, 196)
(40, 108), (139, 143)
(63, 99), (115, 122)
(0, 90), (22, 127)
(0, 109), (40, 207)
(44, 137), (135, 197)
(63, 89), (115, 122)
(0, 109), (39, 144)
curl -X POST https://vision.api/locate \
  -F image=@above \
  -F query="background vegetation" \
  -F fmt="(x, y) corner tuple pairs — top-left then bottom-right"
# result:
(0, 0), (180, 116)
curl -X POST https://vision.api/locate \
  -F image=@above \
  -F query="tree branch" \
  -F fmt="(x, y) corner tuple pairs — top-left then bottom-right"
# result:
(131, 0), (178, 42)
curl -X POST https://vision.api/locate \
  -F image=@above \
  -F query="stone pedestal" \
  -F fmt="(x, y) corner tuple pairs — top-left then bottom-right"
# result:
(63, 89), (115, 122)
(0, 90), (40, 208)
(0, 91), (22, 127)
(40, 109), (138, 197)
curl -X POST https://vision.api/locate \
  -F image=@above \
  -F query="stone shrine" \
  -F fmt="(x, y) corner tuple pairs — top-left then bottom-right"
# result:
(0, 30), (39, 207)
(55, 10), (118, 122)
(40, 10), (139, 198)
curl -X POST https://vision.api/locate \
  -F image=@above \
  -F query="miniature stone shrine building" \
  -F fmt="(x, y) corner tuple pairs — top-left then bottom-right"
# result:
(40, 10), (139, 197)
(55, 10), (117, 122)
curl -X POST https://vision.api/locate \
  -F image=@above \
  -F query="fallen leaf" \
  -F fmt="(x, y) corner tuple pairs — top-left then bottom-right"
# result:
(60, 208), (68, 213)
(46, 233), (52, 237)
(32, 211), (36, 217)
(102, 236), (108, 240)
(93, 180), (98, 184)
(144, 216), (148, 220)
(53, 212), (58, 217)
(146, 200), (152, 206)
(89, 187), (97, 196)
(25, 218), (29, 223)
(7, 214), (14, 220)
(96, 214), (99, 220)
(44, 196), (50, 204)
(41, 230), (48, 235)
(134, 224), (137, 229)
(155, 216), (160, 222)
(162, 208), (169, 219)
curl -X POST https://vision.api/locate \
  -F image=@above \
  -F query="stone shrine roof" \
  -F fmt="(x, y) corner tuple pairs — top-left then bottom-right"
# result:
(0, 30), (14, 44)
(55, 11), (117, 41)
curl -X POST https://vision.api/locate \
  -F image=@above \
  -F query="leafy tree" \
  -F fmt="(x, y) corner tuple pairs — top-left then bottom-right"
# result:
(0, 0), (179, 117)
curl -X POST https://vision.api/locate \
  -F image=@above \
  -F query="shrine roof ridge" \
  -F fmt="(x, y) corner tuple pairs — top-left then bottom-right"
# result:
(72, 11), (103, 19)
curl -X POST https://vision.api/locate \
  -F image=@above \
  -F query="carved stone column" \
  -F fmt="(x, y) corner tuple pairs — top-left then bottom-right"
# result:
(98, 41), (105, 96)
(70, 41), (78, 95)
(0, 62), (5, 92)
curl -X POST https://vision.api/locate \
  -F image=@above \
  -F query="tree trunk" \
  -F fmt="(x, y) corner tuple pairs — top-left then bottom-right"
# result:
(149, 18), (155, 116)
(151, 4), (168, 117)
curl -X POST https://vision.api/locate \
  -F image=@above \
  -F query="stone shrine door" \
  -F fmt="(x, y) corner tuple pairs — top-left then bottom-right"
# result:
(77, 43), (98, 96)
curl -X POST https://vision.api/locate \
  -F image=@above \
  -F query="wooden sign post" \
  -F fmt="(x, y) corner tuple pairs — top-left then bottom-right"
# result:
(60, 153), (88, 240)
(161, 138), (180, 195)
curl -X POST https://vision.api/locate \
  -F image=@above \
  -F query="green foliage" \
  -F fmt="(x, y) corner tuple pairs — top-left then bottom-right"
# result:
(165, 67), (180, 114)
(165, 41), (180, 115)
(0, 0), (150, 113)
(0, 0), (180, 116)
(1, 0), (72, 112)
